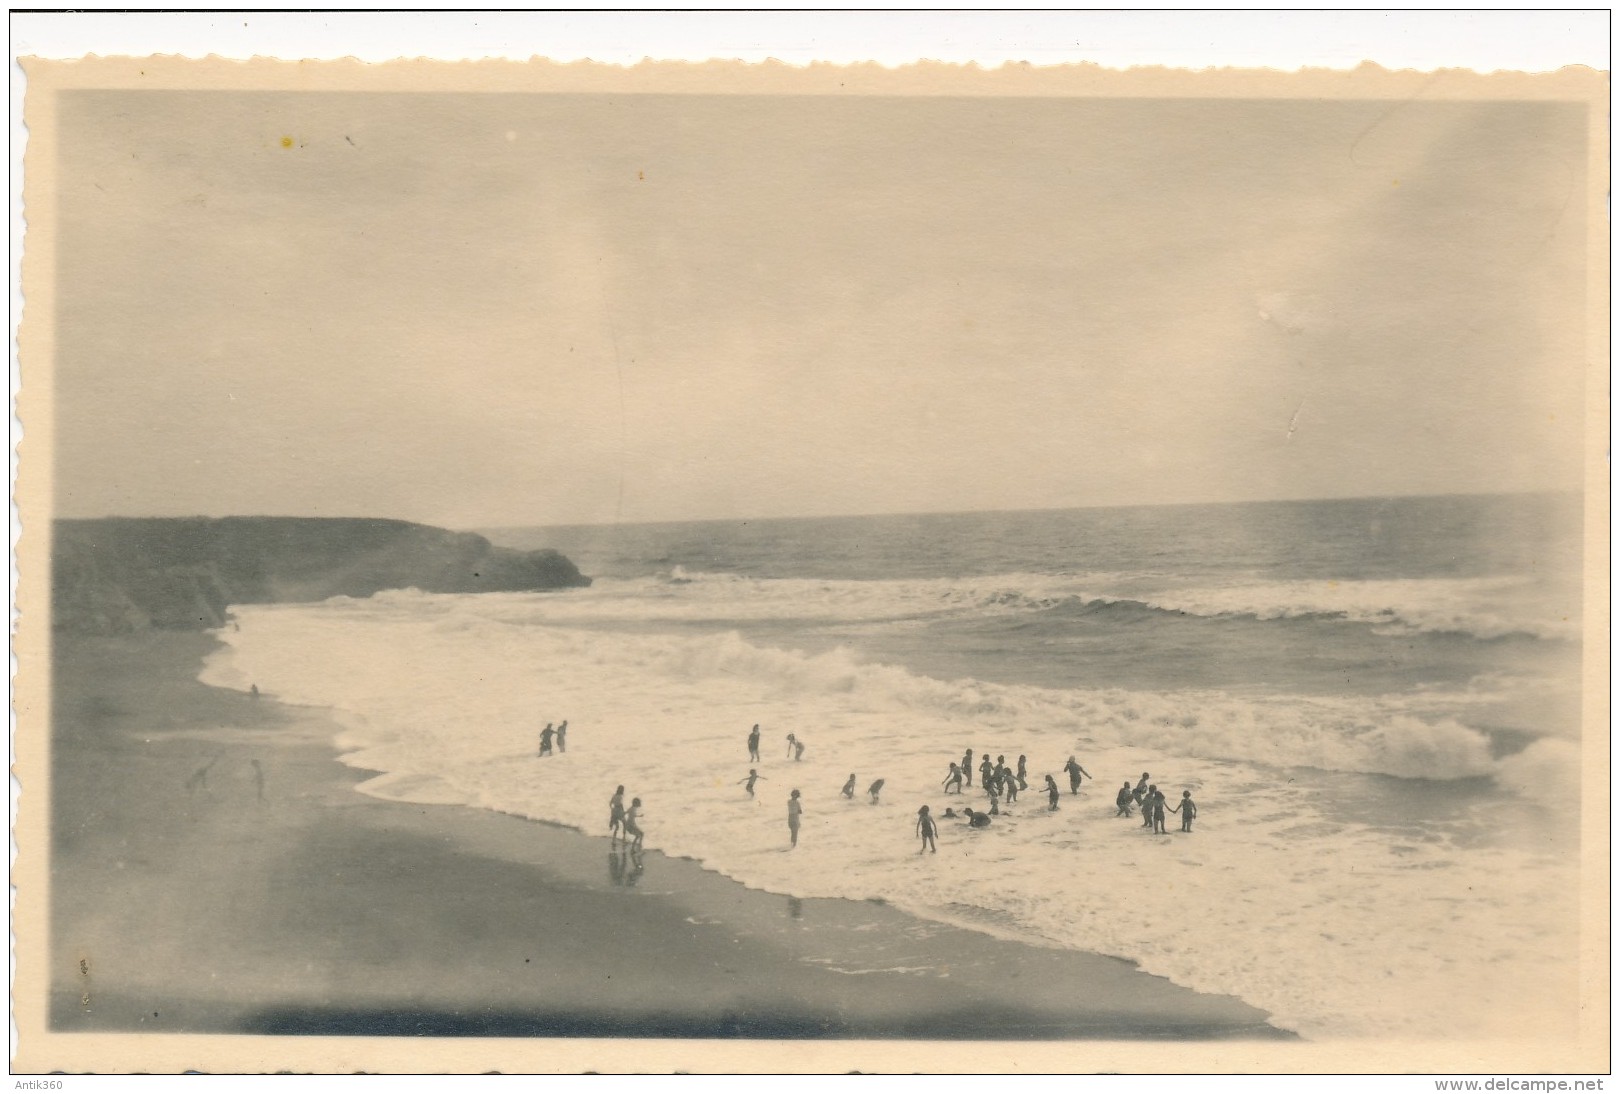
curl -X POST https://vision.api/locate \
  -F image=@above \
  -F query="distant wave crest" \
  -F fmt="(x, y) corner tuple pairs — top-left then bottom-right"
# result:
(562, 569), (1577, 643)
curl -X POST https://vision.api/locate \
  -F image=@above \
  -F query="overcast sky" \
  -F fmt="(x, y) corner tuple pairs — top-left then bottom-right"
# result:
(52, 90), (1589, 527)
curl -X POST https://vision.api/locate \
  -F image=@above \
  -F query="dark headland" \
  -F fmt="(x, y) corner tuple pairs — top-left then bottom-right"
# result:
(47, 516), (1291, 1043)
(52, 516), (591, 634)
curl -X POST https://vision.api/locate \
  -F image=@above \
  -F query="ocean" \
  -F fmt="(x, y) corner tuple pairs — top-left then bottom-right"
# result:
(201, 492), (1586, 1040)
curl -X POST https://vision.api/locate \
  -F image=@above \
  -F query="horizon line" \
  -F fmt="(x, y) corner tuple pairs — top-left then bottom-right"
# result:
(51, 487), (1581, 534)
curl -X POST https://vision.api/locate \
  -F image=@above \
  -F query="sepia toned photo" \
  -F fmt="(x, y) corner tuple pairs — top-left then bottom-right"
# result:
(12, 47), (1609, 1077)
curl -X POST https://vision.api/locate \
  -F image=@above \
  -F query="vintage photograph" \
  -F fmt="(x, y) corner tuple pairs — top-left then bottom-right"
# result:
(14, 46), (1608, 1076)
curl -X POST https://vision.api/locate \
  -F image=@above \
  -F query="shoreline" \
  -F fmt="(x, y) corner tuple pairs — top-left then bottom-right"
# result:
(49, 629), (1294, 1041)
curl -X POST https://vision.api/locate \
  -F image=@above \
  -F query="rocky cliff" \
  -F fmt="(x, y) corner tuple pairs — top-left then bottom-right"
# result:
(51, 516), (591, 635)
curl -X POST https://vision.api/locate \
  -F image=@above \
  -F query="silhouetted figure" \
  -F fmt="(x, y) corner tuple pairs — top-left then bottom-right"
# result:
(748, 724), (762, 762)
(962, 807), (991, 829)
(738, 769), (765, 798)
(1170, 790), (1197, 832)
(962, 749), (974, 787)
(609, 785), (626, 839)
(1151, 789), (1169, 834)
(1016, 755), (1028, 790)
(787, 733), (805, 761)
(248, 684), (259, 699)
(942, 763), (964, 794)
(1143, 784), (1159, 829)
(1064, 756), (1091, 794)
(556, 720), (568, 753)
(184, 756), (219, 795)
(842, 774), (857, 799)
(1044, 774), (1060, 811)
(787, 790), (803, 848)
(538, 724), (555, 757)
(867, 778), (885, 804)
(624, 797), (645, 851)
(916, 805), (938, 853)
(1116, 782), (1135, 817)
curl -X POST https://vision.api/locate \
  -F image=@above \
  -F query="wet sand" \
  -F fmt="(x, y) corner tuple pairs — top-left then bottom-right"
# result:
(48, 631), (1293, 1041)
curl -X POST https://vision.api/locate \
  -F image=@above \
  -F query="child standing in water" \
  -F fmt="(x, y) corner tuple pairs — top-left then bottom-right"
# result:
(1044, 774), (1060, 811)
(867, 778), (885, 804)
(748, 724), (762, 762)
(1142, 784), (1159, 828)
(787, 790), (803, 848)
(788, 734), (806, 762)
(1151, 789), (1169, 834)
(841, 774), (857, 799)
(556, 720), (568, 753)
(738, 769), (766, 798)
(916, 805), (938, 853)
(942, 763), (964, 794)
(1115, 781), (1135, 817)
(624, 797), (645, 851)
(1170, 790), (1197, 832)
(1016, 755), (1029, 790)
(609, 785), (626, 840)
(962, 749), (974, 787)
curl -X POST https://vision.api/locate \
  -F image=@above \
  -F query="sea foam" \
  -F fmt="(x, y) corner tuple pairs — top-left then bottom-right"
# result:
(203, 592), (1579, 1041)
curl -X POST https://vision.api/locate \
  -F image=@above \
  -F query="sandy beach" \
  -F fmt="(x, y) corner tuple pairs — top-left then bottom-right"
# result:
(48, 630), (1292, 1042)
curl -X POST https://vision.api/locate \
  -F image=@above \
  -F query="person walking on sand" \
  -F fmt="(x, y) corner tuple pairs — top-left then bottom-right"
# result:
(609, 785), (626, 840)
(185, 756), (219, 795)
(787, 790), (803, 848)
(538, 724), (555, 757)
(1115, 781), (1135, 817)
(916, 805), (938, 853)
(867, 778), (885, 804)
(942, 762), (964, 794)
(556, 720), (568, 753)
(738, 769), (766, 798)
(1170, 790), (1197, 832)
(1016, 755), (1029, 791)
(624, 797), (646, 851)
(748, 724), (762, 762)
(1044, 774), (1060, 811)
(962, 749), (974, 788)
(842, 774), (857, 799)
